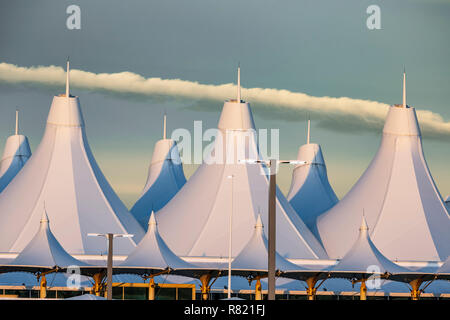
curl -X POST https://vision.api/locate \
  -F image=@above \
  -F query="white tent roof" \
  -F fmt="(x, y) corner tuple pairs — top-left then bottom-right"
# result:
(330, 217), (409, 278)
(156, 73), (327, 260)
(118, 212), (196, 272)
(317, 74), (450, 261)
(7, 210), (87, 269)
(131, 115), (186, 228)
(0, 112), (31, 193)
(0, 62), (144, 255)
(231, 215), (306, 275)
(287, 128), (338, 234)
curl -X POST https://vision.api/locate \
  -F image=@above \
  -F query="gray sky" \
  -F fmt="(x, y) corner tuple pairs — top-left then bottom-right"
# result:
(1, 0), (449, 206)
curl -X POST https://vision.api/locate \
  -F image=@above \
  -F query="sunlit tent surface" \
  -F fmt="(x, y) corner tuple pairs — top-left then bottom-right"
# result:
(2, 210), (88, 273)
(0, 112), (31, 193)
(0, 62), (144, 255)
(231, 215), (305, 277)
(131, 115), (186, 228)
(330, 217), (410, 279)
(156, 70), (327, 259)
(317, 74), (450, 261)
(287, 122), (338, 234)
(117, 213), (198, 275)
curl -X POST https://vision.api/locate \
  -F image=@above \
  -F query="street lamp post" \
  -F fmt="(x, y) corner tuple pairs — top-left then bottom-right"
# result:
(240, 158), (306, 300)
(88, 233), (134, 300)
(227, 175), (234, 299)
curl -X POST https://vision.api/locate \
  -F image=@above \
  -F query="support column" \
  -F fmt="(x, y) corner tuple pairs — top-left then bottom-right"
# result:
(306, 276), (318, 301)
(92, 272), (105, 296)
(39, 274), (47, 299)
(148, 277), (156, 300)
(268, 159), (277, 301)
(200, 274), (212, 300)
(255, 277), (262, 301)
(360, 279), (367, 301)
(410, 279), (423, 301)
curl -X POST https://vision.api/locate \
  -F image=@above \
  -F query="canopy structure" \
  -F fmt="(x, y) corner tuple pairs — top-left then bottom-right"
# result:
(117, 212), (220, 300)
(0, 60), (144, 255)
(116, 212), (203, 277)
(286, 120), (338, 235)
(131, 114), (186, 228)
(156, 67), (327, 260)
(317, 73), (450, 261)
(0, 111), (31, 193)
(230, 215), (327, 300)
(2, 209), (88, 273)
(231, 215), (307, 278)
(330, 216), (411, 279)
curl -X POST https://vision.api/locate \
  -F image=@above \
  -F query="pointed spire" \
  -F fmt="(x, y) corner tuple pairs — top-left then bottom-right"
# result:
(163, 113), (167, 140)
(148, 211), (157, 227)
(255, 214), (263, 229)
(66, 57), (70, 98)
(237, 63), (241, 103)
(307, 118), (311, 145)
(15, 109), (19, 135)
(359, 214), (369, 233)
(402, 68), (406, 108)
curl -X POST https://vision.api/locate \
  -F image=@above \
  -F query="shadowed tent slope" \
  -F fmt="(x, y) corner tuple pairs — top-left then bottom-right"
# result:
(0, 111), (31, 193)
(287, 122), (338, 235)
(131, 115), (186, 228)
(317, 73), (450, 261)
(156, 68), (327, 260)
(0, 61), (144, 255)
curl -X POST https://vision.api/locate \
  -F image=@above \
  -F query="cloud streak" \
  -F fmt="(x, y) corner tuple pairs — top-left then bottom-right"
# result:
(1, 62), (449, 140)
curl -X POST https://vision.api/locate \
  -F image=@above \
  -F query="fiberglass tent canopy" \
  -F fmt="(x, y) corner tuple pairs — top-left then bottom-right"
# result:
(0, 60), (144, 255)
(316, 73), (450, 261)
(155, 67), (327, 260)
(131, 114), (186, 229)
(0, 111), (31, 193)
(286, 120), (338, 235)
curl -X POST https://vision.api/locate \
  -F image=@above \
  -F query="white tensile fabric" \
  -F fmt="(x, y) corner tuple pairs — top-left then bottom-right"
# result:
(317, 104), (450, 261)
(330, 217), (408, 275)
(287, 143), (338, 235)
(131, 138), (186, 228)
(9, 210), (86, 268)
(0, 94), (144, 255)
(156, 99), (327, 259)
(0, 134), (31, 192)
(232, 215), (310, 273)
(119, 212), (194, 270)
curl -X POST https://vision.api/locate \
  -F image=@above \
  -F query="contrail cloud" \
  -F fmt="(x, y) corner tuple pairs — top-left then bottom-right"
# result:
(1, 62), (449, 140)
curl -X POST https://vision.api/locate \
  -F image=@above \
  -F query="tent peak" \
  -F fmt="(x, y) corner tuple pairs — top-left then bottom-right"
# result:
(359, 214), (369, 232)
(237, 63), (241, 103)
(402, 68), (407, 108)
(255, 214), (263, 229)
(148, 211), (157, 227)
(65, 57), (70, 98)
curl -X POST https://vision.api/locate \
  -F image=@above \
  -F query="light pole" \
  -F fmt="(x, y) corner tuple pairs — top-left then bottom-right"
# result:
(88, 233), (134, 300)
(227, 175), (234, 299)
(240, 158), (306, 300)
